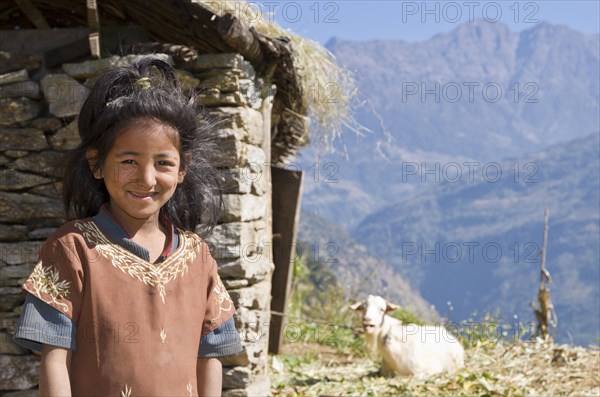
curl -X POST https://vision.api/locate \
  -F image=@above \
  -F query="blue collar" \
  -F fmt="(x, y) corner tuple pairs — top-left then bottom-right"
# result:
(91, 205), (179, 263)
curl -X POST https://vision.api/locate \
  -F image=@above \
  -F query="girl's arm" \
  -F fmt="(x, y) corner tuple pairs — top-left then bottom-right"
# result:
(196, 357), (222, 397)
(40, 345), (72, 397)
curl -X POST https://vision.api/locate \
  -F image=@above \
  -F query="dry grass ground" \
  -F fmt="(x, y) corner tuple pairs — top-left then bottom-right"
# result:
(271, 340), (600, 396)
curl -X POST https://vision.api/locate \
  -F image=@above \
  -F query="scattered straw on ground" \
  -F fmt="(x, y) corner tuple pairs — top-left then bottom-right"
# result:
(271, 341), (600, 396)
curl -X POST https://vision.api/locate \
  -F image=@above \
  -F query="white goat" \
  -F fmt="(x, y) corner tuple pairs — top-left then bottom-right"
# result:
(351, 295), (464, 377)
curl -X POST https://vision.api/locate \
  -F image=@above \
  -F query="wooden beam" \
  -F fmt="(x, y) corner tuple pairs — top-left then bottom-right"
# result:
(217, 13), (263, 66)
(14, 0), (50, 29)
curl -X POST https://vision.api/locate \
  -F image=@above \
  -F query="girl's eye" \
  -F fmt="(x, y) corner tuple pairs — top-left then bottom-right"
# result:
(157, 161), (174, 167)
(121, 160), (136, 164)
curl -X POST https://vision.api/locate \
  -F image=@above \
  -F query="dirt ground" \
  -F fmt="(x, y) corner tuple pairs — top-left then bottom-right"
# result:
(271, 340), (600, 396)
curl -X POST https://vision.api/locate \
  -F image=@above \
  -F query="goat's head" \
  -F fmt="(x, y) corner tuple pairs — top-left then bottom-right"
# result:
(350, 295), (400, 334)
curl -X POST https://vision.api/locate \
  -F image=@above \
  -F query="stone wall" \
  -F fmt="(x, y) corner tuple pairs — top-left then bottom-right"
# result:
(0, 47), (272, 396)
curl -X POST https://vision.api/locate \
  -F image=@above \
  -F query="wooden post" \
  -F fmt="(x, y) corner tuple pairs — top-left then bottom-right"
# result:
(532, 208), (558, 340)
(87, 0), (101, 58)
(269, 166), (303, 354)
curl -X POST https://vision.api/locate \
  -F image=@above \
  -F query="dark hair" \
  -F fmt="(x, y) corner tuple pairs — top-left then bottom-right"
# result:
(60, 57), (221, 235)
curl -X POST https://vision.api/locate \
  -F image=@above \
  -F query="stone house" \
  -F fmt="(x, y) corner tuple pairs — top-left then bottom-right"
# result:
(0, 0), (352, 395)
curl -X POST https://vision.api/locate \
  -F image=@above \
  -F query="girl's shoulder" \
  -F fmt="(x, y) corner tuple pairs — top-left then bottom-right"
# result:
(175, 228), (216, 259)
(176, 228), (207, 249)
(36, 219), (97, 270)
(43, 218), (96, 246)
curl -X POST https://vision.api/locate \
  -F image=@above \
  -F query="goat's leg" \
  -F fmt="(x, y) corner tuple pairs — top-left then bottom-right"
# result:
(379, 360), (396, 377)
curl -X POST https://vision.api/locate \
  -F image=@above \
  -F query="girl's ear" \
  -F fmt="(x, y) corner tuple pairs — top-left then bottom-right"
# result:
(178, 153), (190, 184)
(177, 168), (186, 184)
(85, 150), (102, 179)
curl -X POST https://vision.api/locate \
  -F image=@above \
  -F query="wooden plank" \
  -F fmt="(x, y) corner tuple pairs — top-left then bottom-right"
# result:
(268, 166), (303, 354)
(0, 28), (89, 55)
(43, 26), (149, 68)
(87, 0), (101, 58)
(44, 37), (90, 68)
(101, 25), (149, 54)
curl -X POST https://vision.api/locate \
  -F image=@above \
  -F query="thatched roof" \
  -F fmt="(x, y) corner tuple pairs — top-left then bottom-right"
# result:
(0, 0), (357, 162)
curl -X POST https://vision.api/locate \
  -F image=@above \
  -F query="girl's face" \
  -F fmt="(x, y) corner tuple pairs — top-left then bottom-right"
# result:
(93, 118), (185, 228)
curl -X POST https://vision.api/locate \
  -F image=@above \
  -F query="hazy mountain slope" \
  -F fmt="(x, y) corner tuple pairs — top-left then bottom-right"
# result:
(326, 20), (599, 158)
(300, 21), (600, 228)
(353, 134), (600, 345)
(297, 212), (438, 321)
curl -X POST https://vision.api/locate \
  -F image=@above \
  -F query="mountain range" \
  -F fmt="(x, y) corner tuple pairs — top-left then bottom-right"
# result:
(297, 21), (600, 345)
(301, 20), (599, 229)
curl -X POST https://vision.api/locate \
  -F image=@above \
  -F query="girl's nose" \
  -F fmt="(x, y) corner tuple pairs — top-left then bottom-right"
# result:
(137, 163), (156, 187)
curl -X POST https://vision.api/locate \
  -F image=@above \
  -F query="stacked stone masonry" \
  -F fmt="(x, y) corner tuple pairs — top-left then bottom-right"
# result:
(0, 50), (272, 396)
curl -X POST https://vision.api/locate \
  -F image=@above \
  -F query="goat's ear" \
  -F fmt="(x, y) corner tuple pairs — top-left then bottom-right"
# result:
(349, 301), (364, 311)
(385, 301), (401, 313)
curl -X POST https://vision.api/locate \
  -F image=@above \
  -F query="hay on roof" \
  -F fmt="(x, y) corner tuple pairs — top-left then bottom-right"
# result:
(197, 0), (365, 153)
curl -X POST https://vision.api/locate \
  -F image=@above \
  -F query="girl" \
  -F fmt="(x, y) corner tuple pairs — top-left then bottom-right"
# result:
(14, 58), (242, 396)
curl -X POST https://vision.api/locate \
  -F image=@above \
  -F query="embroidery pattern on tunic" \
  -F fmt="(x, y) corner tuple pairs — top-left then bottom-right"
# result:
(121, 384), (131, 397)
(28, 261), (71, 313)
(209, 277), (234, 323)
(187, 381), (193, 397)
(74, 220), (201, 303)
(160, 328), (167, 343)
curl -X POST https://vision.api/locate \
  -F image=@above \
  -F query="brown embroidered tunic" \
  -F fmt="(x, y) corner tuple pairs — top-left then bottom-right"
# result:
(23, 218), (235, 396)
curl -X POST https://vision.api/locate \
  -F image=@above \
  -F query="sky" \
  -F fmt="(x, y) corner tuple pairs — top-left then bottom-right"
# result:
(234, 1), (600, 44)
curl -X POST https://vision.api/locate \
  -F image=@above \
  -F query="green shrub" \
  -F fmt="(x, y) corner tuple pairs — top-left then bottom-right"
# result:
(389, 308), (426, 325)
(286, 242), (365, 356)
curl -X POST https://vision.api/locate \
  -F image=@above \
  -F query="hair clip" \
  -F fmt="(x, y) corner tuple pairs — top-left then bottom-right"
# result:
(135, 77), (151, 90)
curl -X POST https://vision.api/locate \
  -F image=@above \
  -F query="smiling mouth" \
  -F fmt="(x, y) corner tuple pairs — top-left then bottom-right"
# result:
(128, 192), (158, 199)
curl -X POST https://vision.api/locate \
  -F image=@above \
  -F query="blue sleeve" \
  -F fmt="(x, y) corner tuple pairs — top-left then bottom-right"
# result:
(13, 293), (77, 352)
(199, 317), (243, 358)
